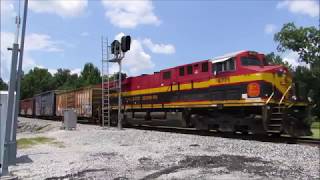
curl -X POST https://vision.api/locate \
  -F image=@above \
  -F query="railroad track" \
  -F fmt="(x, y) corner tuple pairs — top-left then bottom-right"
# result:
(23, 117), (320, 146)
(132, 125), (320, 146)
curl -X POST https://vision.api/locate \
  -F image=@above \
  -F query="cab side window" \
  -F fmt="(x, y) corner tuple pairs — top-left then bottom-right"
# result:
(202, 62), (208, 72)
(179, 67), (184, 76)
(213, 58), (236, 74)
(163, 71), (171, 79)
(187, 65), (193, 75)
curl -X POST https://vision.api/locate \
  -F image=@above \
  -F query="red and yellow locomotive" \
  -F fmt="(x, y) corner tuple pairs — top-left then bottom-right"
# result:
(108, 50), (311, 137)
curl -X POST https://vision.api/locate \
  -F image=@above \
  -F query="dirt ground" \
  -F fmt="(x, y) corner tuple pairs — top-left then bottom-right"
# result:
(9, 117), (320, 180)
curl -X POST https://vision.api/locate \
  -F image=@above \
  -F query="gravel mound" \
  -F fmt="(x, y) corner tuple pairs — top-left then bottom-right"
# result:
(10, 117), (320, 180)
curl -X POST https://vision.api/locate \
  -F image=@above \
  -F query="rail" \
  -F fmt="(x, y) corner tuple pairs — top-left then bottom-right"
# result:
(279, 85), (292, 106)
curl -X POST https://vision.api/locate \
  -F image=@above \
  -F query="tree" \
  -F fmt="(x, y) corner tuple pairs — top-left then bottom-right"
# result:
(265, 52), (293, 71)
(79, 63), (101, 86)
(53, 69), (80, 90)
(58, 73), (80, 90)
(0, 78), (8, 90)
(274, 22), (320, 117)
(274, 22), (319, 65)
(20, 67), (54, 99)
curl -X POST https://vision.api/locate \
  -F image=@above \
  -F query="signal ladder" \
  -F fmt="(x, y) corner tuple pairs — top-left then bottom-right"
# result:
(101, 37), (121, 127)
(101, 37), (111, 127)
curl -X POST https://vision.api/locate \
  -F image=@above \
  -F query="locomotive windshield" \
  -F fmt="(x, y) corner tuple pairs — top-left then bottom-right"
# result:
(241, 57), (261, 66)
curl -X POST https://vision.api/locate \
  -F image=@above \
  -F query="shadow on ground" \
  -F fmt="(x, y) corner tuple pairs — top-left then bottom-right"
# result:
(16, 155), (33, 164)
(141, 154), (306, 180)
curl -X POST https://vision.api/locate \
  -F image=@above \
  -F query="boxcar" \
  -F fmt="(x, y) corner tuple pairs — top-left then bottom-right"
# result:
(34, 91), (59, 117)
(56, 86), (102, 123)
(20, 98), (34, 117)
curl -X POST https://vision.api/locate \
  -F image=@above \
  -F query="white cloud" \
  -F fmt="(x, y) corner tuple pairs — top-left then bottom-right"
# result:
(1, 32), (66, 81)
(35, 65), (57, 75)
(71, 68), (82, 75)
(1, 32), (37, 81)
(142, 39), (175, 54)
(264, 24), (277, 34)
(101, 0), (160, 28)
(29, 0), (88, 18)
(1, 0), (16, 28)
(80, 32), (89, 37)
(25, 33), (64, 52)
(112, 33), (154, 75)
(277, 0), (319, 18)
(281, 51), (308, 67)
(1, 0), (15, 19)
(115, 32), (126, 41)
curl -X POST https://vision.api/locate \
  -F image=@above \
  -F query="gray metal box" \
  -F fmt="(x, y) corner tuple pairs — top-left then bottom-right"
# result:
(63, 109), (77, 130)
(1, 91), (17, 174)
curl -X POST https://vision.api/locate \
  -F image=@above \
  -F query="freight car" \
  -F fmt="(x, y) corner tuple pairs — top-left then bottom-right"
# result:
(56, 86), (102, 123)
(107, 50), (312, 137)
(34, 91), (60, 118)
(19, 98), (34, 117)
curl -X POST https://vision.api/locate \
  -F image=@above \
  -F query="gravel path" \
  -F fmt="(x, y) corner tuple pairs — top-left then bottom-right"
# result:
(9, 117), (320, 180)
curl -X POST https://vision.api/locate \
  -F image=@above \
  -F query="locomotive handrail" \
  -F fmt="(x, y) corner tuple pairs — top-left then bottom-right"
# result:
(279, 85), (292, 106)
(266, 92), (274, 104)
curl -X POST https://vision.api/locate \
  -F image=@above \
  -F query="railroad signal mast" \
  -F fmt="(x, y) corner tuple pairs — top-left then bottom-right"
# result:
(101, 35), (131, 129)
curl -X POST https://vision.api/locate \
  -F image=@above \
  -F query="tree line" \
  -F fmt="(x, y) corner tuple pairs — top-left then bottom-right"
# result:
(0, 63), (101, 99)
(0, 22), (319, 117)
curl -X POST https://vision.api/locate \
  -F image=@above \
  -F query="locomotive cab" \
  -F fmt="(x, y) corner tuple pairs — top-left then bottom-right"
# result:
(208, 50), (311, 136)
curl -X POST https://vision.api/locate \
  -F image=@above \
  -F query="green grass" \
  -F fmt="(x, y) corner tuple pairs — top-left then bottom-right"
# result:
(311, 121), (320, 129)
(17, 136), (64, 149)
(311, 122), (320, 139)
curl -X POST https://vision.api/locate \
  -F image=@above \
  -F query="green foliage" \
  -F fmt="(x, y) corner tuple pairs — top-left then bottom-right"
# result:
(0, 78), (8, 90)
(53, 69), (80, 90)
(79, 63), (101, 86)
(274, 22), (320, 64)
(265, 52), (293, 71)
(274, 22), (320, 117)
(106, 72), (127, 82)
(20, 63), (102, 99)
(21, 67), (55, 99)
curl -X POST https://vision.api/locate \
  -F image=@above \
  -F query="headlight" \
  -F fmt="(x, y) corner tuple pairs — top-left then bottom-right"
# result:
(277, 68), (284, 77)
(247, 82), (260, 97)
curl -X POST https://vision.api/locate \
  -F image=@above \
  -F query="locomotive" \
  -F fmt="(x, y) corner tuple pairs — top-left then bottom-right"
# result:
(107, 50), (312, 137)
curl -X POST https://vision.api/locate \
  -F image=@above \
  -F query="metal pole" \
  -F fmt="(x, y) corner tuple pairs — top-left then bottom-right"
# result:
(107, 39), (110, 128)
(1, 43), (19, 176)
(117, 58), (122, 129)
(12, 0), (28, 165)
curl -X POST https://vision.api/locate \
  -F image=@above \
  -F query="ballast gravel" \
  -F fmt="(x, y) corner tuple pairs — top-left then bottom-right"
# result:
(9, 117), (320, 180)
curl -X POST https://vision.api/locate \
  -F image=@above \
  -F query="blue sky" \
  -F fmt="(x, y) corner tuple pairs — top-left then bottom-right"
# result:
(1, 0), (319, 81)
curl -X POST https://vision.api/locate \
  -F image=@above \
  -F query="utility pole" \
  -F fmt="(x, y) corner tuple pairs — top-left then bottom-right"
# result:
(0, 0), (28, 176)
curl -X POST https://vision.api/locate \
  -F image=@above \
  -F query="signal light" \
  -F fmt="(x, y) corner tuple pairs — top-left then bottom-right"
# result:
(121, 35), (131, 52)
(111, 40), (121, 55)
(247, 82), (260, 97)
